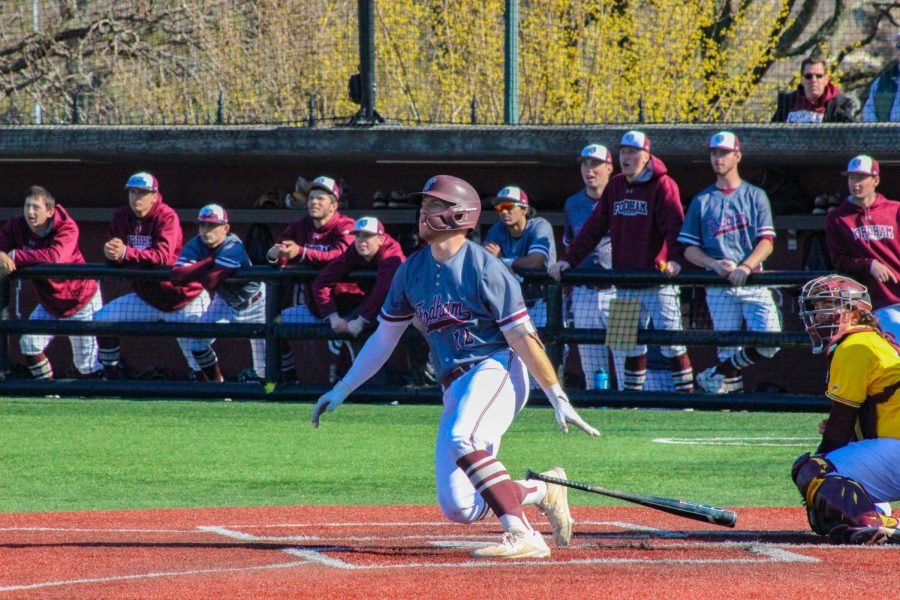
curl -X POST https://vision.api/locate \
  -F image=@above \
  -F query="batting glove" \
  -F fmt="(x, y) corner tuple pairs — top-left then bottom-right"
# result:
(547, 260), (570, 282)
(544, 383), (600, 437)
(311, 380), (352, 428)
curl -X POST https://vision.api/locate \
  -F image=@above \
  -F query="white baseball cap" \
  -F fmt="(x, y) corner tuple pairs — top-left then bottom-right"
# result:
(198, 203), (229, 225)
(842, 155), (880, 177)
(125, 172), (158, 191)
(619, 130), (650, 151)
(304, 176), (341, 201)
(352, 216), (384, 235)
(709, 131), (741, 152)
(579, 144), (613, 163)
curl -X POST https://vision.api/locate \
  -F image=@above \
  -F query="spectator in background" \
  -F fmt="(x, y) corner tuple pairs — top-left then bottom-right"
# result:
(0, 185), (103, 380)
(825, 155), (900, 341)
(267, 175), (358, 382)
(171, 204), (265, 383)
(313, 216), (405, 338)
(772, 56), (856, 123)
(483, 186), (556, 327)
(679, 132), (781, 394)
(563, 144), (622, 390)
(862, 32), (900, 123)
(549, 131), (695, 393)
(94, 172), (209, 379)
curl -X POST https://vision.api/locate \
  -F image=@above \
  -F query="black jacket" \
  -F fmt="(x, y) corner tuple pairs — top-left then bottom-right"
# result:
(771, 90), (856, 123)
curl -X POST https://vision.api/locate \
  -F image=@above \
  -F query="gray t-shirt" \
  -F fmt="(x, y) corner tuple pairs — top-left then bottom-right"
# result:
(379, 241), (530, 382)
(485, 216), (557, 304)
(563, 188), (612, 270)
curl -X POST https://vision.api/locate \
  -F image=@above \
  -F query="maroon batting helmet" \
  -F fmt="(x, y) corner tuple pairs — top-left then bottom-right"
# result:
(408, 175), (481, 232)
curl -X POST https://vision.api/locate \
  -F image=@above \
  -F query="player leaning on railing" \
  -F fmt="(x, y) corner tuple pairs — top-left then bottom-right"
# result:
(793, 274), (900, 545)
(312, 175), (599, 559)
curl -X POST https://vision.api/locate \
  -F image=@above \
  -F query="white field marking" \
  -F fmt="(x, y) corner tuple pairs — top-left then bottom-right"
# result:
(653, 436), (819, 447)
(0, 560), (312, 593)
(0, 527), (197, 533)
(198, 525), (503, 543)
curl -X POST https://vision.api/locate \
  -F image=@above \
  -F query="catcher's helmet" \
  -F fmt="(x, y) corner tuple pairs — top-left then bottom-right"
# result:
(408, 175), (481, 232)
(798, 274), (872, 353)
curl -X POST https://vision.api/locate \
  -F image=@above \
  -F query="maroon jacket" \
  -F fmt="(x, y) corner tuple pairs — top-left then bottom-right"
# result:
(0, 205), (98, 318)
(826, 193), (900, 309)
(311, 234), (405, 322)
(563, 155), (685, 271)
(107, 197), (204, 311)
(275, 212), (361, 310)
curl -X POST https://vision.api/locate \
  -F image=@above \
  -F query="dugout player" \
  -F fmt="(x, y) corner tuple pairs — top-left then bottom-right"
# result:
(312, 216), (405, 338)
(171, 204), (265, 383)
(793, 274), (900, 545)
(267, 175), (357, 381)
(482, 185), (555, 327)
(0, 185), (103, 379)
(679, 132), (781, 394)
(312, 175), (599, 559)
(825, 155), (900, 343)
(549, 131), (695, 392)
(94, 172), (209, 379)
(564, 144), (622, 390)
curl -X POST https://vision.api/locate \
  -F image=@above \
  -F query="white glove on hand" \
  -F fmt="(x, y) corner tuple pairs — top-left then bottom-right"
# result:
(544, 383), (600, 436)
(547, 260), (570, 282)
(311, 380), (352, 428)
(346, 317), (366, 337)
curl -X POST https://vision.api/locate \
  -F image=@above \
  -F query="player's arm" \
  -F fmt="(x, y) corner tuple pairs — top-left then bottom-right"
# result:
(656, 179), (686, 276)
(825, 215), (870, 276)
(311, 319), (409, 427)
(503, 321), (599, 437)
(302, 227), (354, 264)
(550, 193), (609, 279)
(122, 213), (179, 266)
(311, 255), (348, 321)
(816, 401), (858, 454)
(727, 237), (774, 286)
(12, 219), (78, 265)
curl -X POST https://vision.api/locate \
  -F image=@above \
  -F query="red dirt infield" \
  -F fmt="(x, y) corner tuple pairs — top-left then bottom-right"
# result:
(0, 505), (895, 599)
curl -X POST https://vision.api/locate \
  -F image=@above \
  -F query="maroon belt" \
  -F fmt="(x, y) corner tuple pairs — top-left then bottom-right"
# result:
(441, 361), (480, 389)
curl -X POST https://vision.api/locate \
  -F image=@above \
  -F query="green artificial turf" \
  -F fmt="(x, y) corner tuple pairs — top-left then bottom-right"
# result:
(0, 397), (821, 513)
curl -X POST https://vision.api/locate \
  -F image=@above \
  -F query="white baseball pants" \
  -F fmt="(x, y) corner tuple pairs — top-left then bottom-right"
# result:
(617, 285), (686, 358)
(20, 288), (103, 374)
(705, 286), (781, 361)
(189, 290), (266, 378)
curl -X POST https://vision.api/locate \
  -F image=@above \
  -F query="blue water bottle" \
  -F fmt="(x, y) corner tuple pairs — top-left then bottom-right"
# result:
(593, 367), (609, 390)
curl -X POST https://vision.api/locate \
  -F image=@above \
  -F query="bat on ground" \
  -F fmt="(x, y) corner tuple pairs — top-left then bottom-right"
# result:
(526, 469), (736, 528)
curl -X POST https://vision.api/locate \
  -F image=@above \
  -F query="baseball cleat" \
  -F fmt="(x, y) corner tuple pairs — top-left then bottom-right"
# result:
(848, 526), (899, 545)
(697, 367), (726, 394)
(537, 467), (574, 546)
(471, 527), (550, 559)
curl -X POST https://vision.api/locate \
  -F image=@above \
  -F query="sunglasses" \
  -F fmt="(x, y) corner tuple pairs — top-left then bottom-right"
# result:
(494, 202), (525, 212)
(803, 73), (826, 80)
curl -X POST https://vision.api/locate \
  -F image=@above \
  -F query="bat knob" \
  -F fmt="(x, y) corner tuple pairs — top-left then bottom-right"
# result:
(525, 469), (537, 480)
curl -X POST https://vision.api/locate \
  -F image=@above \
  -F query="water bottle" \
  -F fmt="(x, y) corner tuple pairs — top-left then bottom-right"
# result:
(593, 367), (609, 390)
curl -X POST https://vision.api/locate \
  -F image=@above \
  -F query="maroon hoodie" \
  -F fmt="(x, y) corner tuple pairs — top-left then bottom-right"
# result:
(826, 193), (900, 309)
(0, 205), (98, 318)
(563, 155), (685, 271)
(311, 234), (406, 322)
(107, 197), (204, 311)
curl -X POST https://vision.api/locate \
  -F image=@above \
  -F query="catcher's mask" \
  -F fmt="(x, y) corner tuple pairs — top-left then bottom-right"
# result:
(798, 274), (872, 353)
(407, 175), (481, 233)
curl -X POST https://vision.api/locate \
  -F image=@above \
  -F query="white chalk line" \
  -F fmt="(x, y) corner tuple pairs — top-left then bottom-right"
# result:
(653, 436), (819, 447)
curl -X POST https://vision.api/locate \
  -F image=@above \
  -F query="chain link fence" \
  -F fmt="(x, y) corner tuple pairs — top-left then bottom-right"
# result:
(1, 1), (897, 126)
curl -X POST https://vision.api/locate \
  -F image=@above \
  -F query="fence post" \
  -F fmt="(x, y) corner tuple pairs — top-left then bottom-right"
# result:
(71, 93), (80, 125)
(217, 90), (225, 125)
(544, 282), (564, 378)
(308, 94), (317, 128)
(503, 0), (519, 125)
(470, 94), (478, 125)
(265, 278), (281, 388)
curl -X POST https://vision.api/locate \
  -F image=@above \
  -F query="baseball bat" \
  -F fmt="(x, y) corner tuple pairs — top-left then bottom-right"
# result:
(526, 469), (736, 528)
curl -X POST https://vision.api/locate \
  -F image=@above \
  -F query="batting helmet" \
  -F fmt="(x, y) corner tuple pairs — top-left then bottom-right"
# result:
(408, 175), (481, 232)
(798, 274), (873, 353)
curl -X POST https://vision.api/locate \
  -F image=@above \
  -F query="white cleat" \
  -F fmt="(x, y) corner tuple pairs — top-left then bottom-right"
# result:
(537, 467), (574, 546)
(471, 527), (550, 559)
(697, 367), (726, 394)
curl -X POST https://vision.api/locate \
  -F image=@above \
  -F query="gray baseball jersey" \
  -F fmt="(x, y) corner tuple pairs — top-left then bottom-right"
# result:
(379, 242), (530, 382)
(678, 181), (776, 264)
(563, 189), (611, 269)
(484, 216), (557, 264)
(177, 233), (261, 308)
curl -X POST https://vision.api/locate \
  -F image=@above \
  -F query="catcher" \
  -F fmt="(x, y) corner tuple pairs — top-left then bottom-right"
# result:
(793, 274), (900, 544)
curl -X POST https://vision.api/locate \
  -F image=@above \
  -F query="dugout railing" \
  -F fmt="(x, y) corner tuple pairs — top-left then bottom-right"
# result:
(0, 264), (831, 412)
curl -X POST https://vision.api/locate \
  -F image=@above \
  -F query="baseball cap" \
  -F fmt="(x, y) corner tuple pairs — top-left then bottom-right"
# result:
(125, 172), (158, 191)
(198, 203), (228, 225)
(304, 176), (341, 201)
(579, 144), (613, 163)
(352, 216), (384, 236)
(619, 130), (650, 151)
(842, 155), (879, 177)
(709, 131), (741, 152)
(490, 186), (535, 216)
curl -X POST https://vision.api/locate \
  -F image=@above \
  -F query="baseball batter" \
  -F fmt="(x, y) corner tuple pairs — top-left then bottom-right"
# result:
(0, 185), (103, 379)
(171, 204), (265, 383)
(793, 274), (900, 544)
(679, 132), (780, 394)
(549, 131), (694, 392)
(94, 172), (209, 378)
(312, 175), (599, 559)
